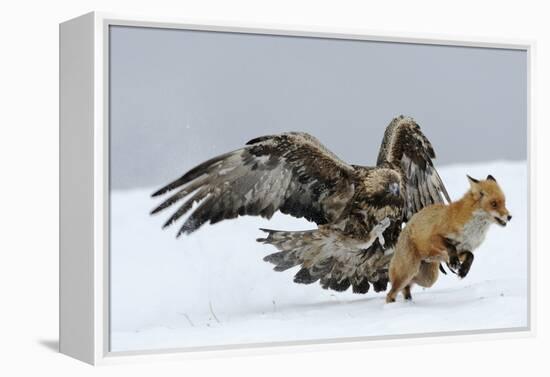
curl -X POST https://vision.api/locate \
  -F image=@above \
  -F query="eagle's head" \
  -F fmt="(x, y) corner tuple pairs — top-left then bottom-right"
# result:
(363, 169), (404, 205)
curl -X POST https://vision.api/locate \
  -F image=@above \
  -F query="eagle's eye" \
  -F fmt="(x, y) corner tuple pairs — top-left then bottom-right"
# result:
(388, 182), (400, 196)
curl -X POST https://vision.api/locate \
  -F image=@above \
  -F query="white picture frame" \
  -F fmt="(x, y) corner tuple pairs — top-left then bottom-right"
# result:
(59, 11), (536, 365)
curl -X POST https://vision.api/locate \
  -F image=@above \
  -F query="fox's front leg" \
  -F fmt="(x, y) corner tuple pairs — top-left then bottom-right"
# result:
(444, 238), (460, 272)
(425, 234), (451, 263)
(457, 251), (474, 278)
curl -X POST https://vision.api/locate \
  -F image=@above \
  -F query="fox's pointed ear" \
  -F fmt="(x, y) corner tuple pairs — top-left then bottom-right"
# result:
(467, 175), (480, 185)
(467, 175), (481, 196)
(486, 174), (496, 182)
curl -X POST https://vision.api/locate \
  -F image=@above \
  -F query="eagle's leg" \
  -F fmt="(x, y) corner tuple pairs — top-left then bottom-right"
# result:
(372, 218), (391, 248)
(358, 218), (391, 250)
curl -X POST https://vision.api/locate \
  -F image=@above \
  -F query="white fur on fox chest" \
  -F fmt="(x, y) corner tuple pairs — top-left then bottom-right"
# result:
(449, 210), (492, 252)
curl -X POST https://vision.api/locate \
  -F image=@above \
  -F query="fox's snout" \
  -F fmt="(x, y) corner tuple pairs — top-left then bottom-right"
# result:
(493, 211), (512, 227)
(496, 202), (512, 224)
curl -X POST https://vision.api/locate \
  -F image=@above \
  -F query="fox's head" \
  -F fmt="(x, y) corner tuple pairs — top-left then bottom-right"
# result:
(467, 174), (512, 227)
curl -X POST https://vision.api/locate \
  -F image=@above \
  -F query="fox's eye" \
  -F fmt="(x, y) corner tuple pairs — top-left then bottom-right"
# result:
(491, 200), (498, 208)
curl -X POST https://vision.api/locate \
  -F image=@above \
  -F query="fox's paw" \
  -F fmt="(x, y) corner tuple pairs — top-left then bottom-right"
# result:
(449, 255), (461, 271)
(458, 264), (471, 279)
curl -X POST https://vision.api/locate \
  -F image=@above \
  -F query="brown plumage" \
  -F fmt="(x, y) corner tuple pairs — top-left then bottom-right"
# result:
(151, 115), (450, 294)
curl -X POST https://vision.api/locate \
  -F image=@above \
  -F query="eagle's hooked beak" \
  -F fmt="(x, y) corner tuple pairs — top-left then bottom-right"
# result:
(388, 182), (400, 196)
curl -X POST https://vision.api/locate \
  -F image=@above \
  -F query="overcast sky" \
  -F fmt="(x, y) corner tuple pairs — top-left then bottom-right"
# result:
(109, 26), (527, 190)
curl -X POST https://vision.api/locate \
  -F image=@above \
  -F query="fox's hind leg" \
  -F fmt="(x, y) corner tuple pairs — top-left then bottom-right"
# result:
(387, 255), (420, 303)
(413, 261), (440, 288)
(386, 268), (417, 303)
(402, 285), (413, 300)
(387, 227), (421, 303)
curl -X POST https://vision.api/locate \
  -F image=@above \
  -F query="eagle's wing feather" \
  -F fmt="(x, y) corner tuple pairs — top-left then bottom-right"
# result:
(376, 115), (450, 220)
(151, 132), (356, 236)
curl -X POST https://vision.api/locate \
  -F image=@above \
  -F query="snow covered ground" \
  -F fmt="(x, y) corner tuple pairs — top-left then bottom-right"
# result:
(110, 161), (528, 352)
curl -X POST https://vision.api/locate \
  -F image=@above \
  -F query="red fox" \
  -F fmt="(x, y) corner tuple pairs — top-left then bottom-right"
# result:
(386, 175), (511, 303)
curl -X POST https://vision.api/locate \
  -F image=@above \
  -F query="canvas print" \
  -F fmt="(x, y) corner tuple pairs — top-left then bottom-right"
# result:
(109, 25), (528, 352)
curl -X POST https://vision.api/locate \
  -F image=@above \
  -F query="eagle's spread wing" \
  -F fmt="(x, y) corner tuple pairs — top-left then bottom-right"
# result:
(151, 132), (357, 236)
(376, 115), (451, 220)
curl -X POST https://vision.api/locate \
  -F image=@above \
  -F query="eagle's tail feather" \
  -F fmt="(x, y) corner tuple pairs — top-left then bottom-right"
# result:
(257, 228), (317, 273)
(257, 228), (367, 293)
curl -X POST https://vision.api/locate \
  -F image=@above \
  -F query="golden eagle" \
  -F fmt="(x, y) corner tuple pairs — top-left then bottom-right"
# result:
(151, 115), (450, 294)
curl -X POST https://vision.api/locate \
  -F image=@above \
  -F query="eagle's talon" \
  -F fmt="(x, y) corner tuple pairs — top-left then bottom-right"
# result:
(373, 218), (390, 248)
(378, 234), (386, 248)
